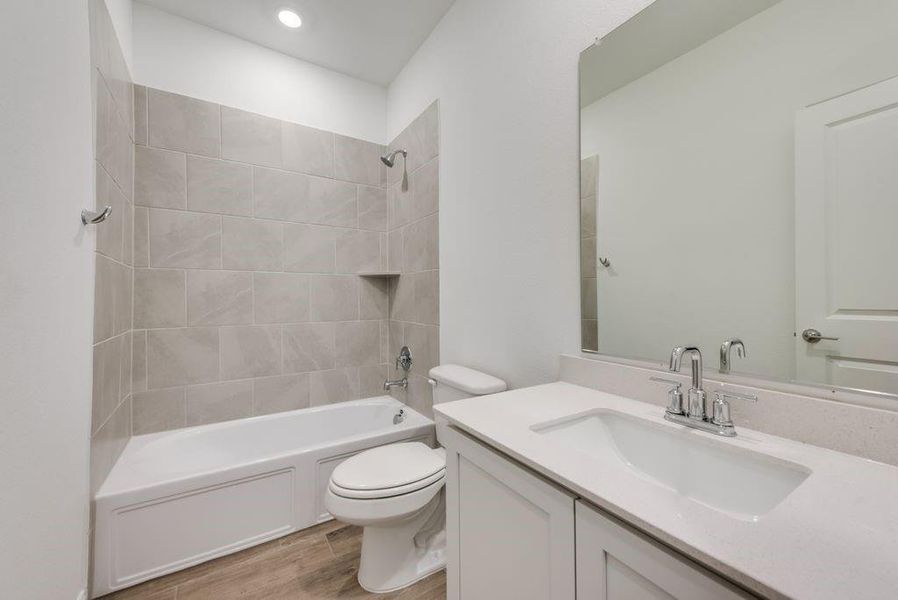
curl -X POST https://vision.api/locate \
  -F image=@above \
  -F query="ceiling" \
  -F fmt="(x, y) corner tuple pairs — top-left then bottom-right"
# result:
(136, 0), (456, 86)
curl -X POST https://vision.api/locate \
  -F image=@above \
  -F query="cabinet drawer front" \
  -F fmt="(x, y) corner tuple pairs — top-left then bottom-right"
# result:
(575, 501), (755, 600)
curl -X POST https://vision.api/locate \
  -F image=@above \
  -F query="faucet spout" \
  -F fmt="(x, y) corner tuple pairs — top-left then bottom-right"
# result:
(669, 346), (706, 419)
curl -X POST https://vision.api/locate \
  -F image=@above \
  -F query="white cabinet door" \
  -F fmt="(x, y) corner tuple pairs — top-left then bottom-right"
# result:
(576, 501), (754, 600)
(439, 425), (576, 600)
(795, 76), (898, 393)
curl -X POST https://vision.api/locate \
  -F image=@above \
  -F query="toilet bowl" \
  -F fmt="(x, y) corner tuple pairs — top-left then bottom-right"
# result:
(325, 364), (507, 593)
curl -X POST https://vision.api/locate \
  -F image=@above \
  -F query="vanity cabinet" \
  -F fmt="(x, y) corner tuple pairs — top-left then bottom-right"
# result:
(439, 424), (756, 600)
(575, 501), (753, 599)
(440, 425), (576, 600)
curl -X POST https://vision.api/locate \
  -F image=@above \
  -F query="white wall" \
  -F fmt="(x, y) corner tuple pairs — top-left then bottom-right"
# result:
(132, 2), (387, 143)
(0, 3), (95, 599)
(104, 0), (133, 73)
(580, 0), (898, 380)
(386, 0), (653, 388)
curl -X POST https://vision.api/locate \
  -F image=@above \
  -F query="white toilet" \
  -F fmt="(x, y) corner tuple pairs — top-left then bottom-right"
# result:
(325, 364), (507, 593)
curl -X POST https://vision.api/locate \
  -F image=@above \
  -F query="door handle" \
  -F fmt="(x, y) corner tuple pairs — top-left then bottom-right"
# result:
(801, 328), (839, 343)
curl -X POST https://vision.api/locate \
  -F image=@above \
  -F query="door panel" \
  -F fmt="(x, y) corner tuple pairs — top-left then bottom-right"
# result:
(795, 76), (898, 393)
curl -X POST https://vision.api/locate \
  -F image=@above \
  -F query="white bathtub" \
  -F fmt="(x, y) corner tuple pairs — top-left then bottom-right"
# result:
(92, 397), (434, 597)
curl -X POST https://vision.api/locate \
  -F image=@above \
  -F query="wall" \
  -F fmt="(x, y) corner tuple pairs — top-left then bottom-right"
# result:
(0, 1), (95, 598)
(580, 0), (898, 380)
(104, 0), (133, 73)
(89, 0), (136, 536)
(387, 0), (653, 389)
(131, 87), (396, 432)
(131, 2), (387, 144)
(385, 103), (441, 416)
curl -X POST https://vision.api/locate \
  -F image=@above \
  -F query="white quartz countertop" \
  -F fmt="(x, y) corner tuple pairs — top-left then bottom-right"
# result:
(434, 382), (898, 600)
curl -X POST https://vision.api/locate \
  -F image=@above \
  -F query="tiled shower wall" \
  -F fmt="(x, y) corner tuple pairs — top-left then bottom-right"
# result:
(89, 0), (135, 498)
(580, 155), (598, 352)
(130, 89), (440, 432)
(386, 103), (441, 417)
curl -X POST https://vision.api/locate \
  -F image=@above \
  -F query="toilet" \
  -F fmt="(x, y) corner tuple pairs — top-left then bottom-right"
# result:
(325, 364), (507, 593)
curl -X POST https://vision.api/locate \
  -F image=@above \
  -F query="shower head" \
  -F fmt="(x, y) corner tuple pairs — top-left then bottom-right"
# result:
(380, 149), (407, 168)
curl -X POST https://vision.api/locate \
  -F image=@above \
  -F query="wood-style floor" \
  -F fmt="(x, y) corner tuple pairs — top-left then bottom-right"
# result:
(101, 521), (446, 600)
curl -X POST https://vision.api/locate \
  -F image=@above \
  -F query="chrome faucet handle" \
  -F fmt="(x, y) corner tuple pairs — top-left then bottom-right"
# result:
(649, 377), (684, 416)
(395, 346), (412, 373)
(711, 390), (757, 427)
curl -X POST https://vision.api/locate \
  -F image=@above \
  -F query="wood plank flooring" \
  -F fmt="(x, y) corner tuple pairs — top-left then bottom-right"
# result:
(100, 521), (446, 600)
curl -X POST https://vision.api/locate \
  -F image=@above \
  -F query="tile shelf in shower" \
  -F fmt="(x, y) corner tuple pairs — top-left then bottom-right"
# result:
(358, 272), (402, 278)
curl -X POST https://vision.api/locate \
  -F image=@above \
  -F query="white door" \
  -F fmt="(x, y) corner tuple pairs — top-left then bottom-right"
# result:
(795, 77), (898, 394)
(575, 501), (753, 599)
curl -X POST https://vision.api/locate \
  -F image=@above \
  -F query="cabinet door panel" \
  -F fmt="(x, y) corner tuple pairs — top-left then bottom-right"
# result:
(576, 501), (754, 600)
(440, 425), (576, 600)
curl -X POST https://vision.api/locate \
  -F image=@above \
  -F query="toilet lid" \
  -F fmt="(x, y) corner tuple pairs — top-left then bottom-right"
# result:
(331, 442), (446, 492)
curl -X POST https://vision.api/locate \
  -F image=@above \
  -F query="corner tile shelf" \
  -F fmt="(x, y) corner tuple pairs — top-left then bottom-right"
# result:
(358, 272), (401, 278)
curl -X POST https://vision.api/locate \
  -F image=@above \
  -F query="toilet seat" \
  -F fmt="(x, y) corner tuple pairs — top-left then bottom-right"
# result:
(330, 442), (446, 500)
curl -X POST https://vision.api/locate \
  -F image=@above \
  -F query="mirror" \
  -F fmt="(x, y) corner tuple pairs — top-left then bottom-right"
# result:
(580, 0), (898, 398)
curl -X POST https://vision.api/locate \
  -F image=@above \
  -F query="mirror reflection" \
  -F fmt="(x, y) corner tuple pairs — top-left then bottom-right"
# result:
(580, 0), (898, 396)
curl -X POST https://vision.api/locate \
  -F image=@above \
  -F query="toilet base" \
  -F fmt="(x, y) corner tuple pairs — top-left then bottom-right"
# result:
(357, 492), (447, 593)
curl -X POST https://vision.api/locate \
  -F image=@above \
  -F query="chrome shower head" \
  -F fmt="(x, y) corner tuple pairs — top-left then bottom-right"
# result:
(380, 149), (407, 168)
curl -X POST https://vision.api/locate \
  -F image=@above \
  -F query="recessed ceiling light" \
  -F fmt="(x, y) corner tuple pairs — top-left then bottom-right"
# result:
(278, 9), (302, 29)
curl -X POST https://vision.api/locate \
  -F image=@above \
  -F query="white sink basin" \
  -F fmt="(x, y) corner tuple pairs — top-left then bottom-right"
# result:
(533, 410), (810, 520)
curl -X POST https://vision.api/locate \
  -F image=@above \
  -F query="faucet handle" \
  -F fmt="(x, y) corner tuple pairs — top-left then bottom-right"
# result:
(711, 390), (757, 427)
(649, 377), (684, 416)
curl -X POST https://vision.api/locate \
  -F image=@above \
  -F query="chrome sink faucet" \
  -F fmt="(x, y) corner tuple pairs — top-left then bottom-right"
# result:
(669, 346), (706, 420)
(719, 338), (746, 374)
(650, 345), (757, 437)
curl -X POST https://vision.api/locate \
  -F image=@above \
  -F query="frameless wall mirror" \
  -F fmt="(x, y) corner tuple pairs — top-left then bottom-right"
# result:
(579, 0), (898, 398)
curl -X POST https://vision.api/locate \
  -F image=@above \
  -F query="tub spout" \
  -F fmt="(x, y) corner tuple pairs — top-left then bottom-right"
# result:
(384, 377), (408, 391)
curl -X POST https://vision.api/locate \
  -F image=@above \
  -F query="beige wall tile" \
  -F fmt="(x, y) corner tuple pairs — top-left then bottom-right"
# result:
(253, 167), (357, 227)
(149, 209), (221, 269)
(389, 274), (414, 322)
(186, 380), (253, 426)
(134, 207), (149, 267)
(282, 323), (335, 373)
(407, 375), (435, 419)
(358, 185), (388, 232)
(132, 330), (147, 392)
(387, 229), (402, 272)
(187, 270), (253, 326)
(120, 331), (132, 401)
(359, 364), (388, 399)
(581, 278), (597, 320)
(133, 387), (186, 434)
(96, 78), (133, 199)
(220, 106), (282, 167)
(388, 320), (405, 359)
(335, 229), (381, 274)
(253, 273), (310, 324)
(282, 121), (334, 177)
(283, 223), (335, 273)
(92, 334), (122, 434)
(95, 164), (124, 261)
(389, 182), (410, 230)
(413, 270), (440, 325)
(402, 213), (438, 271)
(334, 135), (384, 186)
(310, 368), (359, 406)
(134, 268), (186, 329)
(581, 195), (597, 238)
(335, 321), (381, 368)
(187, 156), (252, 216)
(148, 88), (221, 157)
(389, 100), (439, 177)
(135, 146), (186, 209)
(134, 84), (148, 146)
(122, 199), (134, 267)
(359, 277), (389, 320)
(310, 275), (359, 322)
(90, 396), (130, 495)
(220, 325), (281, 380)
(253, 373), (310, 415)
(409, 158), (439, 222)
(581, 155), (598, 199)
(221, 216), (283, 271)
(94, 255), (131, 342)
(581, 236), (596, 279)
(146, 327), (220, 388)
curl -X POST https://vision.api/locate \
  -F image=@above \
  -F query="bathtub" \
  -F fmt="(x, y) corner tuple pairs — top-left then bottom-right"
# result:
(92, 396), (434, 597)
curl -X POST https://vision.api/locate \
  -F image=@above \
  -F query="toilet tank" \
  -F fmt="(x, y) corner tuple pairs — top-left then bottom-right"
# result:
(428, 364), (507, 405)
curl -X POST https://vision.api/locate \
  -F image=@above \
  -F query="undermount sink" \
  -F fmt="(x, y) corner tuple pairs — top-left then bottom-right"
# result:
(532, 410), (810, 520)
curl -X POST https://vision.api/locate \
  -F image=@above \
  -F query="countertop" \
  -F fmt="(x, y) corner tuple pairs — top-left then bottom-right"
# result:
(434, 382), (898, 600)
